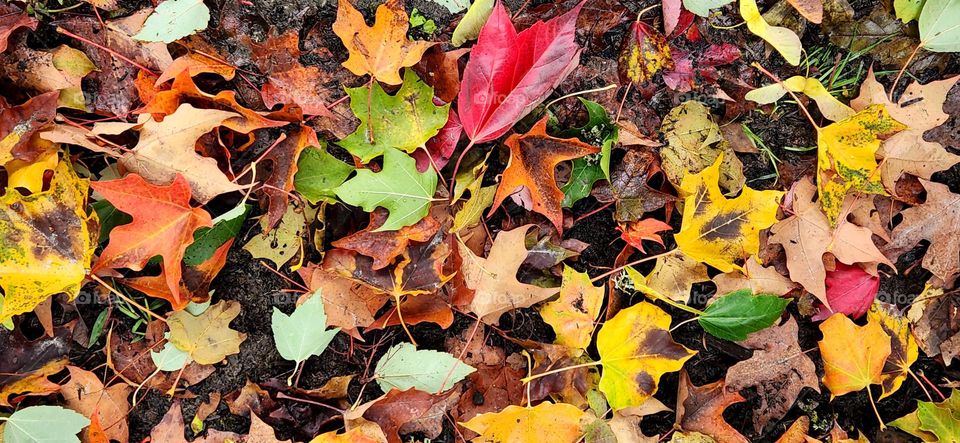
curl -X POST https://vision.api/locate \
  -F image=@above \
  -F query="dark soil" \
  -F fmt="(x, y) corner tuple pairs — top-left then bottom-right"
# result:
(8, 0), (960, 440)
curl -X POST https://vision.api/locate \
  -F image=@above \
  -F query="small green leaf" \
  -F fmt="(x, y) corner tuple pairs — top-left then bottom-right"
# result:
(698, 289), (789, 341)
(336, 148), (438, 232)
(133, 0), (210, 43)
(271, 291), (340, 364)
(151, 334), (191, 371)
(3, 406), (89, 443)
(895, 0), (925, 22)
(919, 0), (960, 52)
(340, 71), (449, 163)
(561, 157), (604, 208)
(183, 203), (249, 266)
(294, 144), (354, 205)
(452, 0), (495, 47)
(374, 343), (476, 394)
(91, 199), (131, 246)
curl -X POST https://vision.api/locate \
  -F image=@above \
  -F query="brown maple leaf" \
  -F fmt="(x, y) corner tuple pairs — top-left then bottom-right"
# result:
(332, 209), (440, 270)
(676, 371), (749, 443)
(490, 117), (600, 233)
(262, 125), (318, 229)
(296, 265), (388, 339)
(884, 179), (960, 283)
(60, 366), (131, 443)
(247, 32), (337, 117)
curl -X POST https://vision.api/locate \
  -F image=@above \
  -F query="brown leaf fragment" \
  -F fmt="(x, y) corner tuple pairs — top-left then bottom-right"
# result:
(676, 371), (749, 443)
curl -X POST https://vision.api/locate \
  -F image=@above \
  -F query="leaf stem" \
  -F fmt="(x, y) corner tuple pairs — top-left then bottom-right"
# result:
(589, 249), (678, 283)
(751, 62), (820, 130)
(520, 360), (602, 384)
(393, 294), (418, 347)
(867, 386), (885, 430)
(91, 275), (167, 324)
(56, 27), (158, 75)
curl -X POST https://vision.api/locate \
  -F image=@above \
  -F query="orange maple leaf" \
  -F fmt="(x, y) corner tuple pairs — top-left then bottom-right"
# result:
(91, 174), (212, 308)
(490, 117), (600, 233)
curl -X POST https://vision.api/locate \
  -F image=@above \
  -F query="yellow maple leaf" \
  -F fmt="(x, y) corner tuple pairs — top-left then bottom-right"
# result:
(868, 302), (919, 400)
(596, 301), (696, 410)
(674, 155), (783, 273)
(168, 300), (247, 365)
(817, 104), (906, 224)
(0, 159), (95, 323)
(818, 312), (891, 398)
(333, 0), (435, 85)
(539, 265), (604, 354)
(461, 402), (586, 442)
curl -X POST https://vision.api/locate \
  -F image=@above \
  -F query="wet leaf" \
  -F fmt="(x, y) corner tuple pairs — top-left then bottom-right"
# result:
(272, 291), (339, 364)
(619, 218), (672, 253)
(167, 300), (246, 365)
(698, 289), (789, 341)
(741, 0), (802, 65)
(676, 371), (748, 443)
(2, 405), (89, 443)
(374, 342), (475, 393)
(618, 21), (673, 85)
(333, 0), (434, 84)
(490, 117), (599, 233)
(451, 0), (495, 47)
(660, 101), (744, 193)
(0, 161), (95, 322)
(674, 155), (783, 273)
(340, 70), (449, 162)
(868, 302), (918, 399)
(336, 148), (438, 232)
(919, 0), (960, 51)
(597, 301), (696, 410)
(461, 402), (586, 442)
(818, 313), (891, 397)
(60, 366), (131, 443)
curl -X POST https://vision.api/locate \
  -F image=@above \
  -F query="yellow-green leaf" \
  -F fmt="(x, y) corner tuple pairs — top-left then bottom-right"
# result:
(597, 301), (696, 410)
(817, 104), (906, 224)
(674, 155), (783, 273)
(540, 265), (604, 353)
(0, 160), (95, 323)
(740, 0), (802, 65)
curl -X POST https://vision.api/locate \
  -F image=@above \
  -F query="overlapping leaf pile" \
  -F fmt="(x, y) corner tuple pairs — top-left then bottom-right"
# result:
(2, 0), (960, 441)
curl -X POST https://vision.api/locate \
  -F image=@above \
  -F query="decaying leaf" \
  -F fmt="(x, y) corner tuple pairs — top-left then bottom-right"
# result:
(676, 371), (748, 443)
(660, 101), (745, 193)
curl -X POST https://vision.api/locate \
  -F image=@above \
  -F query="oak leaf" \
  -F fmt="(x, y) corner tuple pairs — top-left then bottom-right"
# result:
(883, 178), (960, 282)
(596, 301), (696, 410)
(119, 103), (247, 203)
(457, 1), (583, 143)
(768, 177), (892, 308)
(167, 300), (246, 365)
(907, 285), (960, 365)
(332, 0), (434, 85)
(851, 70), (960, 192)
(674, 155), (783, 273)
(461, 402), (586, 442)
(490, 117), (599, 233)
(0, 160), (95, 322)
(675, 371), (748, 443)
(92, 174), (212, 308)
(818, 313), (891, 397)
(460, 225), (558, 324)
(540, 266), (604, 353)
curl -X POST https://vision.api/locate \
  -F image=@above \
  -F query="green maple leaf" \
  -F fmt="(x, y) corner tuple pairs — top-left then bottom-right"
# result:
(294, 143), (354, 205)
(2, 406), (89, 443)
(339, 70), (449, 163)
(336, 148), (438, 231)
(271, 291), (340, 364)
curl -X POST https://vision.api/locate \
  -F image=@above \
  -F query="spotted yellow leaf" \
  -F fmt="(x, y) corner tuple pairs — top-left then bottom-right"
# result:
(674, 155), (783, 273)
(740, 0), (802, 65)
(540, 265), (604, 354)
(596, 301), (696, 410)
(461, 402), (586, 442)
(817, 104), (906, 224)
(868, 302), (918, 399)
(0, 160), (95, 323)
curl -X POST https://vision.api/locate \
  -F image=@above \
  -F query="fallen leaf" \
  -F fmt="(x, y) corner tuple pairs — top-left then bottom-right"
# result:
(812, 263), (879, 320)
(768, 177), (892, 308)
(675, 371), (748, 443)
(134, 0), (210, 43)
(339, 70), (449, 162)
(907, 286), (960, 365)
(336, 148), (438, 232)
(698, 289), (789, 341)
(596, 301), (696, 410)
(868, 302), (918, 400)
(1, 159), (95, 320)
(246, 32), (336, 116)
(490, 117), (600, 233)
(2, 405), (89, 443)
(540, 266), (605, 353)
(725, 316), (819, 433)
(619, 218), (672, 253)
(745, 76), (854, 122)
(332, 0), (434, 85)
(660, 101), (745, 193)
(167, 300), (247, 365)
(919, 0), (960, 52)
(261, 125), (318, 229)
(598, 148), (675, 222)
(243, 201), (312, 268)
(92, 174), (212, 308)
(0, 45), (97, 111)
(362, 388), (460, 443)
(60, 366), (131, 443)
(619, 21), (673, 85)
(461, 402), (586, 442)
(460, 225), (558, 324)
(155, 52), (235, 85)
(0, 92), (58, 165)
(451, 0), (495, 47)
(297, 265), (388, 338)
(294, 143), (355, 205)
(787, 0), (823, 22)
(118, 103), (246, 204)
(457, 1), (583, 143)
(0, 5), (37, 53)
(0, 326), (71, 407)
(818, 312), (891, 397)
(884, 179), (960, 282)
(637, 254), (710, 303)
(374, 342), (475, 393)
(674, 155), (783, 273)
(712, 256), (797, 296)
(272, 291), (339, 365)
(740, 0), (801, 65)
(333, 209), (440, 270)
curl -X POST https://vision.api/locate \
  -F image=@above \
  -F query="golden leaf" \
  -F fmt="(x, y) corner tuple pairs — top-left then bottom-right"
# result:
(461, 402), (586, 442)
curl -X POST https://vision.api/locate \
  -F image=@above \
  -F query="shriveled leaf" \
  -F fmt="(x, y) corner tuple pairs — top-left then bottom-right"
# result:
(676, 371), (748, 443)
(660, 101), (745, 193)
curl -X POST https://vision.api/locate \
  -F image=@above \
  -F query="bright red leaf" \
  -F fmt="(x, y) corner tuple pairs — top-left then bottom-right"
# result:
(813, 263), (880, 321)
